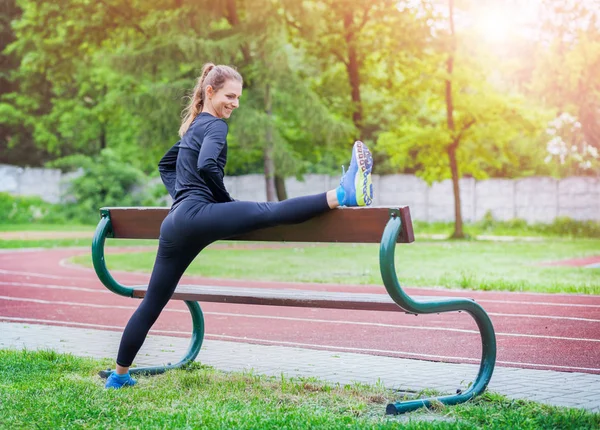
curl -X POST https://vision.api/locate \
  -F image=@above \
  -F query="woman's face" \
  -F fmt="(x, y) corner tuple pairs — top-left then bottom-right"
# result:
(206, 79), (243, 119)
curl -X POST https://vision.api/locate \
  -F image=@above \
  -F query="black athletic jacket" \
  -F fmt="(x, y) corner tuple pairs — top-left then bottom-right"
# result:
(158, 113), (234, 205)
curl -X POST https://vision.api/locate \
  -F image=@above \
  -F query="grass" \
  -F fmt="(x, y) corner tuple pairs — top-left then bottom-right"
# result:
(2, 218), (598, 238)
(0, 223), (93, 232)
(413, 220), (600, 239)
(69, 239), (600, 294)
(2, 223), (599, 294)
(0, 238), (155, 249)
(1, 349), (597, 429)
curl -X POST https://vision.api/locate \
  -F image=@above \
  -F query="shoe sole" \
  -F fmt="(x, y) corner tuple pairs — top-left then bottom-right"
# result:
(353, 141), (373, 206)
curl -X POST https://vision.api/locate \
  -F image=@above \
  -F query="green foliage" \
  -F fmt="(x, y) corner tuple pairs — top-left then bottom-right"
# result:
(543, 217), (600, 238)
(376, 36), (548, 184)
(416, 211), (600, 239)
(1, 0), (598, 189)
(533, 1), (600, 153)
(478, 211), (600, 239)
(0, 145), (163, 224)
(0, 192), (67, 224)
(47, 149), (159, 223)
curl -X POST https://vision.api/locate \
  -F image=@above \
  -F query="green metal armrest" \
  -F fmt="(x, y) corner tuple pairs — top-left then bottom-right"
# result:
(381, 209), (496, 414)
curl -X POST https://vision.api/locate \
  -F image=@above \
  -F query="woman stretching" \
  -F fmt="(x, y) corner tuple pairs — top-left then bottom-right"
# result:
(105, 63), (373, 388)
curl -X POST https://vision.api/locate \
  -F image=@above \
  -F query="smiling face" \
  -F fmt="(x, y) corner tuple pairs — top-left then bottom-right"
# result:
(205, 79), (243, 119)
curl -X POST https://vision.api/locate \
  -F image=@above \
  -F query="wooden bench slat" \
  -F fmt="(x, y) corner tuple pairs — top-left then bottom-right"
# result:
(131, 285), (464, 312)
(103, 206), (414, 244)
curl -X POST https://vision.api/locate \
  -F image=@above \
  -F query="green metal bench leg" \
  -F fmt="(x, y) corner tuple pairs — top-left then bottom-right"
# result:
(380, 209), (496, 414)
(92, 210), (134, 298)
(93, 213), (206, 378)
(99, 300), (205, 378)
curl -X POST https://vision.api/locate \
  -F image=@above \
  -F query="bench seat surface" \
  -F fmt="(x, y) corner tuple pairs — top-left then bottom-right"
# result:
(131, 285), (467, 312)
(104, 206), (415, 243)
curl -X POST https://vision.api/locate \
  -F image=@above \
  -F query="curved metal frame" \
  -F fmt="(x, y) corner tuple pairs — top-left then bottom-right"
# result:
(92, 210), (205, 378)
(381, 209), (496, 414)
(92, 208), (495, 410)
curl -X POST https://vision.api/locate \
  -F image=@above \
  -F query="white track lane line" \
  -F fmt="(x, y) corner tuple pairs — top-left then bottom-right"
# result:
(2, 316), (600, 374)
(0, 281), (108, 294)
(2, 281), (600, 323)
(1, 296), (599, 343)
(1, 272), (600, 308)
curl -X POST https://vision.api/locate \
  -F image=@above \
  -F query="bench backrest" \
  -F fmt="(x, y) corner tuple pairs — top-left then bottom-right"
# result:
(101, 206), (414, 243)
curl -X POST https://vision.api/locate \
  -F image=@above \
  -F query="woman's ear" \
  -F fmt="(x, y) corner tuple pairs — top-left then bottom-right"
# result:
(205, 85), (213, 99)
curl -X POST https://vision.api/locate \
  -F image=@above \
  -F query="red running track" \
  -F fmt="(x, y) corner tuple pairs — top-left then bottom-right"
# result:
(1, 248), (599, 374)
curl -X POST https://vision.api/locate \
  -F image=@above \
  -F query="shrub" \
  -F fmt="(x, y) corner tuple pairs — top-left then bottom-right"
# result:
(541, 217), (600, 238)
(0, 192), (69, 224)
(48, 149), (160, 223)
(476, 210), (600, 238)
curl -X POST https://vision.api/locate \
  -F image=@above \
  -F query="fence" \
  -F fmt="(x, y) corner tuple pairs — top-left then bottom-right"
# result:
(1, 164), (598, 223)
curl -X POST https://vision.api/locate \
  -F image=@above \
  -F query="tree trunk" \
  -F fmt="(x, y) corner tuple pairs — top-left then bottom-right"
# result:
(343, 11), (363, 137)
(448, 145), (464, 238)
(275, 175), (288, 201)
(225, 0), (252, 64)
(264, 145), (277, 201)
(445, 0), (464, 239)
(264, 83), (277, 201)
(99, 123), (107, 150)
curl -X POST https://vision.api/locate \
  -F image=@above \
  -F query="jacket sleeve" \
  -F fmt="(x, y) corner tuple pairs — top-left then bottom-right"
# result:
(158, 141), (180, 199)
(196, 120), (234, 203)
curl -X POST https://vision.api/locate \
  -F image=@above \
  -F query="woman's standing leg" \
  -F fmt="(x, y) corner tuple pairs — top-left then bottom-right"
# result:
(105, 211), (203, 388)
(105, 141), (374, 388)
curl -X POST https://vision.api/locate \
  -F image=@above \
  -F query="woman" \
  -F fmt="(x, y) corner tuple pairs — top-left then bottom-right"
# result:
(105, 63), (373, 388)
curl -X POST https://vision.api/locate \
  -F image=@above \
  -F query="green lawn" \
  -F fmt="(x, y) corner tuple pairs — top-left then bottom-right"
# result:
(2, 223), (599, 294)
(0, 238), (156, 249)
(0, 223), (93, 232)
(69, 238), (600, 294)
(0, 220), (593, 237)
(1, 349), (597, 429)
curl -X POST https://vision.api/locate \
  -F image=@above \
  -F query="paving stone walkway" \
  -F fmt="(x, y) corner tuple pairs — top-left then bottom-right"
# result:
(1, 322), (599, 412)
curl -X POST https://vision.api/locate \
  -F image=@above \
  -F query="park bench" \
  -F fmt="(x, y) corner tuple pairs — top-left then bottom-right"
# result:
(92, 206), (496, 414)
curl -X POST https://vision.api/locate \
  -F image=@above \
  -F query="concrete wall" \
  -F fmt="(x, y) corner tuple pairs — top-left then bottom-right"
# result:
(0, 164), (80, 204)
(1, 163), (598, 222)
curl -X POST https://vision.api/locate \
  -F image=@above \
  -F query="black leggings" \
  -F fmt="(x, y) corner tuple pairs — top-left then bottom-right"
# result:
(116, 193), (330, 367)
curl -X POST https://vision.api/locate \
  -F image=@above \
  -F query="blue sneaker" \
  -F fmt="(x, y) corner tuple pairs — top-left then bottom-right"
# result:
(105, 371), (137, 389)
(336, 141), (373, 206)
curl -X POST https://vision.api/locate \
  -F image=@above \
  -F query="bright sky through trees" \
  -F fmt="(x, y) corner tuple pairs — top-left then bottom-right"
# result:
(396, 0), (542, 42)
(396, 0), (600, 44)
(470, 2), (538, 43)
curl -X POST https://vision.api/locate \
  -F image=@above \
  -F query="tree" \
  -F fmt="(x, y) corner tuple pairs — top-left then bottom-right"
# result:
(6, 0), (351, 203)
(224, 0), (352, 200)
(4, 0), (237, 170)
(282, 0), (432, 182)
(532, 0), (600, 159)
(0, 0), (54, 166)
(377, 0), (543, 238)
(282, 0), (393, 139)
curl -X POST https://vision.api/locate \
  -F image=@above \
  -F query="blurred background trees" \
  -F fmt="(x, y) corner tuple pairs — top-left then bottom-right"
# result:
(1, 0), (599, 236)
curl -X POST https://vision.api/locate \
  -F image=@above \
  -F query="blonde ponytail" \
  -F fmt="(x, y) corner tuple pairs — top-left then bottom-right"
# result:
(178, 63), (243, 137)
(179, 63), (215, 137)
